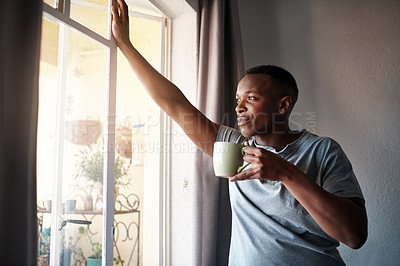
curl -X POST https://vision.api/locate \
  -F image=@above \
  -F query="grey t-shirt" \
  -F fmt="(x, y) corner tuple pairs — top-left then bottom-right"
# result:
(216, 125), (364, 266)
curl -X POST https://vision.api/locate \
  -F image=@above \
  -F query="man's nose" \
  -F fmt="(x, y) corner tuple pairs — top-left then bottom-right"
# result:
(235, 100), (247, 113)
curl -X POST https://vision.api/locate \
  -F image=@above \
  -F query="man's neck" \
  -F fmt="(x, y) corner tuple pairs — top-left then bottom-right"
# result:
(254, 129), (303, 151)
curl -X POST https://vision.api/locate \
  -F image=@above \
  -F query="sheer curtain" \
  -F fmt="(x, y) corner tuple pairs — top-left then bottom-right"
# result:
(193, 0), (244, 265)
(0, 0), (41, 265)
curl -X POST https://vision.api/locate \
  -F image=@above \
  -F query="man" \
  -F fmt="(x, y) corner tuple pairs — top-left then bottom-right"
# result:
(111, 0), (367, 265)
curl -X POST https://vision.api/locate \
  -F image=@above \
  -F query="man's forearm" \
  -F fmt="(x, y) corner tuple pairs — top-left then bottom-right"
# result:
(281, 166), (367, 249)
(117, 40), (219, 156)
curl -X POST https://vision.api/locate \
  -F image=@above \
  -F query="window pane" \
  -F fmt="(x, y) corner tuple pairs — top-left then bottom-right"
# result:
(70, 0), (108, 39)
(59, 23), (107, 265)
(114, 16), (162, 266)
(37, 17), (59, 264)
(43, 0), (56, 7)
(37, 14), (108, 265)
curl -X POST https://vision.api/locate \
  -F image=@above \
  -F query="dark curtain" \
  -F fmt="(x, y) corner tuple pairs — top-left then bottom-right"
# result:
(0, 0), (42, 265)
(192, 0), (244, 265)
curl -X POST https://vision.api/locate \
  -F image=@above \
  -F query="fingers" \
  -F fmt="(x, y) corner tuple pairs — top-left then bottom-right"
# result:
(230, 169), (257, 182)
(111, 6), (118, 20)
(111, 0), (121, 24)
(230, 171), (246, 182)
(111, 0), (119, 15)
(111, 0), (128, 21)
(117, 0), (128, 22)
(242, 154), (259, 164)
(243, 146), (263, 157)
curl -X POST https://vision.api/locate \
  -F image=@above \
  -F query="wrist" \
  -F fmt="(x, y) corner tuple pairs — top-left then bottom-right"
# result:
(279, 161), (303, 185)
(116, 39), (133, 53)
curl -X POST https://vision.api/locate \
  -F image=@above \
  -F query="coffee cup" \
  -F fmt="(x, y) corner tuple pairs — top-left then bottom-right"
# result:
(213, 142), (249, 177)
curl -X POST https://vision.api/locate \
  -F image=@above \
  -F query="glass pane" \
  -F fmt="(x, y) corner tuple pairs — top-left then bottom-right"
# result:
(113, 16), (162, 266)
(70, 0), (108, 39)
(43, 0), (56, 7)
(37, 13), (109, 265)
(37, 17), (59, 265)
(59, 23), (107, 265)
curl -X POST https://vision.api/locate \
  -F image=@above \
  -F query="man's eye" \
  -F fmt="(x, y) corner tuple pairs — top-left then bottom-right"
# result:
(235, 98), (240, 103)
(248, 96), (257, 101)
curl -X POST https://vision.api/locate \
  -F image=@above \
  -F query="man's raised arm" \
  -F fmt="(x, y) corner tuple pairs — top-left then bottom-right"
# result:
(111, 0), (219, 156)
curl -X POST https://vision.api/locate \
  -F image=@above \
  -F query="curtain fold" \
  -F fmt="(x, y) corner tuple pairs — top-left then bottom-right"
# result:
(193, 0), (244, 265)
(0, 1), (42, 265)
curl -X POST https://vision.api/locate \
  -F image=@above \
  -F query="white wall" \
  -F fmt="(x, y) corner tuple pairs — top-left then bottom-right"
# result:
(238, 0), (400, 265)
(153, 1), (198, 265)
(168, 10), (198, 266)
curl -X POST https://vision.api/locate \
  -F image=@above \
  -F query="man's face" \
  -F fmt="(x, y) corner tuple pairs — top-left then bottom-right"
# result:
(235, 74), (283, 137)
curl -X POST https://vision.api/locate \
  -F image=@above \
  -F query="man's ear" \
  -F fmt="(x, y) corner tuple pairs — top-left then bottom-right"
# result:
(278, 96), (292, 114)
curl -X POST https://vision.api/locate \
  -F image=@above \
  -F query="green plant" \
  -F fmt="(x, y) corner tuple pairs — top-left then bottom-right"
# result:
(113, 256), (125, 265)
(90, 242), (102, 259)
(77, 226), (125, 264)
(75, 143), (131, 188)
(77, 226), (102, 259)
(59, 227), (86, 264)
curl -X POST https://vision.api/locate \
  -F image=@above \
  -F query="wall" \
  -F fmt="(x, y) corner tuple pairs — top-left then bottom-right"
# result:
(168, 11), (198, 266)
(237, 0), (400, 265)
(152, 1), (198, 265)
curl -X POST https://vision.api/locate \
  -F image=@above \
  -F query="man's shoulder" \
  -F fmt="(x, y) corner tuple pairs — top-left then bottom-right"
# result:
(297, 131), (347, 163)
(216, 125), (247, 144)
(302, 131), (341, 149)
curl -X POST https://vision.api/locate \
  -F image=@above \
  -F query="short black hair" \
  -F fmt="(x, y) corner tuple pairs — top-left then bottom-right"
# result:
(245, 65), (299, 107)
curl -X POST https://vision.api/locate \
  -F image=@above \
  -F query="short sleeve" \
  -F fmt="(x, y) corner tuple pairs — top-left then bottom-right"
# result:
(216, 125), (247, 144)
(320, 139), (364, 200)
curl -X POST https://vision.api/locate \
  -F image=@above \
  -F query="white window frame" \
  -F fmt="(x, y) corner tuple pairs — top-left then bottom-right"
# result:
(41, 1), (169, 265)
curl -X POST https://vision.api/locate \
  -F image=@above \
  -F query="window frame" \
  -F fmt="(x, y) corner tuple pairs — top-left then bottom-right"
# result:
(40, 1), (169, 265)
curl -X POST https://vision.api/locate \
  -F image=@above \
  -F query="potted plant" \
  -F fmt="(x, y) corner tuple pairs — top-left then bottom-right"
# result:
(59, 223), (91, 266)
(86, 241), (102, 266)
(75, 143), (131, 209)
(72, 226), (101, 266)
(74, 226), (125, 266)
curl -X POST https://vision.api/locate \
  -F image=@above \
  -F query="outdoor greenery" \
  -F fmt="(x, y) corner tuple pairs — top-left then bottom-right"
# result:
(75, 143), (131, 187)
(78, 227), (101, 259)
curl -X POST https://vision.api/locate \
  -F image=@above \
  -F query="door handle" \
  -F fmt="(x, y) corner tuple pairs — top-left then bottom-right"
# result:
(58, 219), (92, 231)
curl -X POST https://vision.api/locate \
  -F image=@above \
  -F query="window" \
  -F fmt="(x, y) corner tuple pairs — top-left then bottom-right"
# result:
(36, 1), (168, 265)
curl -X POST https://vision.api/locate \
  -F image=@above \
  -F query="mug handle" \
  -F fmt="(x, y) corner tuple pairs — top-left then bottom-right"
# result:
(237, 162), (250, 173)
(237, 146), (249, 173)
(241, 146), (246, 155)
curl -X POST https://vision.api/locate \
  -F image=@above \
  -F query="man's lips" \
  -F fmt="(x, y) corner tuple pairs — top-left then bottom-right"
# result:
(237, 115), (251, 126)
